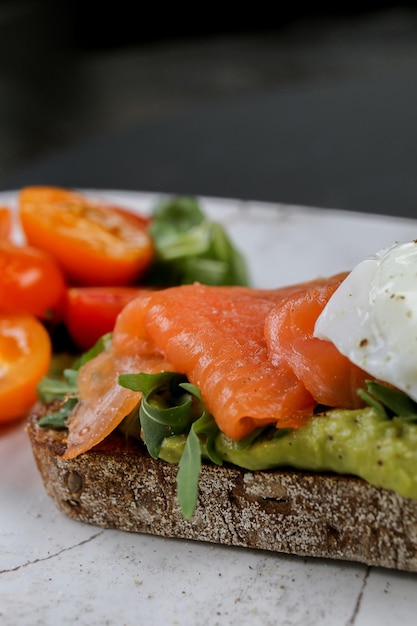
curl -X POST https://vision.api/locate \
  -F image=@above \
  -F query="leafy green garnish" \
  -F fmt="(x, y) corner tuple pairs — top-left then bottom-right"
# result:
(37, 368), (79, 404)
(179, 383), (222, 465)
(118, 371), (194, 457)
(38, 396), (79, 429)
(36, 368), (80, 429)
(37, 334), (113, 429)
(145, 196), (249, 286)
(118, 371), (221, 518)
(358, 380), (417, 422)
(175, 383), (223, 519)
(72, 332), (113, 370)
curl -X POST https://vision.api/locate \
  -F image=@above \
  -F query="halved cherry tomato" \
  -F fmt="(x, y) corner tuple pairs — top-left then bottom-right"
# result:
(64, 286), (146, 350)
(112, 205), (151, 230)
(0, 206), (12, 239)
(0, 314), (51, 423)
(19, 186), (154, 286)
(0, 240), (67, 322)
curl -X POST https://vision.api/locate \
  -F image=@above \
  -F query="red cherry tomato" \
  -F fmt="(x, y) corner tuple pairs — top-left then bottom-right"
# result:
(0, 240), (67, 322)
(64, 286), (147, 351)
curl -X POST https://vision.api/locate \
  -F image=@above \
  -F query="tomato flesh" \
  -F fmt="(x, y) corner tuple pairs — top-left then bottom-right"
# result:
(0, 206), (12, 239)
(0, 314), (51, 423)
(65, 286), (146, 350)
(0, 240), (67, 322)
(19, 186), (154, 286)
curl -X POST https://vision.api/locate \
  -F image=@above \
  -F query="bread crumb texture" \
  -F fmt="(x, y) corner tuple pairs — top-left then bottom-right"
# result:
(27, 416), (417, 573)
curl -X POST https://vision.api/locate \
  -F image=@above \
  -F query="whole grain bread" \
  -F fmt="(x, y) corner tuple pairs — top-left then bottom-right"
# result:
(27, 408), (417, 573)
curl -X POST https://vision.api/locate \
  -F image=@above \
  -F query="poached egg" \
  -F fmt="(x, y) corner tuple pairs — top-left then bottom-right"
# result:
(314, 240), (417, 401)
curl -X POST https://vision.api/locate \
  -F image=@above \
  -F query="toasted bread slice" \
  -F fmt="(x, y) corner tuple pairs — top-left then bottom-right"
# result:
(27, 407), (417, 572)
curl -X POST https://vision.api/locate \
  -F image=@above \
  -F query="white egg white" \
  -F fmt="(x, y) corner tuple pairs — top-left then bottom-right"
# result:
(314, 240), (417, 401)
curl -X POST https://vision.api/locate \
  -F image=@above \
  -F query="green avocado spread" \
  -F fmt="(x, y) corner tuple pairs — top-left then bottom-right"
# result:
(158, 406), (417, 500)
(39, 365), (417, 519)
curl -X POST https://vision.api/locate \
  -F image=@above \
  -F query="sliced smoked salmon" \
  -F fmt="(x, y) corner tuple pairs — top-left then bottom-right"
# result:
(63, 349), (174, 459)
(63, 273), (352, 458)
(140, 283), (317, 439)
(265, 281), (370, 409)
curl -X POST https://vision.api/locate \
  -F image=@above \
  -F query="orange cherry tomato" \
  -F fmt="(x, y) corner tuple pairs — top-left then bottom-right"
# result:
(0, 240), (67, 322)
(0, 206), (12, 239)
(0, 314), (51, 423)
(112, 205), (151, 230)
(65, 286), (145, 351)
(18, 186), (154, 286)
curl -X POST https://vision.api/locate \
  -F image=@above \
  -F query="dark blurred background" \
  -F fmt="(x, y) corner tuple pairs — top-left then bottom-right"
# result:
(1, 1), (417, 216)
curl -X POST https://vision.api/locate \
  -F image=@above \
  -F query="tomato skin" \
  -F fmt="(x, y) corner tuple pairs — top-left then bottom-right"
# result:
(64, 286), (145, 351)
(111, 205), (151, 230)
(0, 240), (67, 322)
(0, 314), (51, 423)
(19, 186), (154, 286)
(0, 206), (12, 239)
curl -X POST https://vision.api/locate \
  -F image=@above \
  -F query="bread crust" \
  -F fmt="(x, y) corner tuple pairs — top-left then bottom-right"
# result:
(27, 409), (417, 572)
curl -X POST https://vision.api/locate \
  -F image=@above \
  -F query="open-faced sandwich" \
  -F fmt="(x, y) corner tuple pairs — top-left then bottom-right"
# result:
(27, 235), (417, 574)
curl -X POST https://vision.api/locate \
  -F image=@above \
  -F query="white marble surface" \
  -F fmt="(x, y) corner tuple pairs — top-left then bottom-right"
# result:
(1, 190), (417, 626)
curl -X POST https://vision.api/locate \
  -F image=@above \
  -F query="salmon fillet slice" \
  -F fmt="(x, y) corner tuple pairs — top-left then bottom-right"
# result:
(64, 274), (350, 457)
(265, 282), (370, 409)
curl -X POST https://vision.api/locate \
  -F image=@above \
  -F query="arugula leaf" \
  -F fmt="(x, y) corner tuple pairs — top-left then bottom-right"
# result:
(179, 383), (222, 465)
(146, 196), (249, 287)
(118, 371), (222, 518)
(358, 380), (417, 421)
(118, 371), (195, 458)
(37, 368), (79, 404)
(72, 332), (113, 370)
(176, 425), (202, 519)
(153, 196), (205, 232)
(175, 383), (222, 518)
(38, 333), (113, 430)
(38, 397), (78, 429)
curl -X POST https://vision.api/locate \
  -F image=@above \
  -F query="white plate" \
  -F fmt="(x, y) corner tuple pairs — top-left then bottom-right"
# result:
(1, 190), (417, 626)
